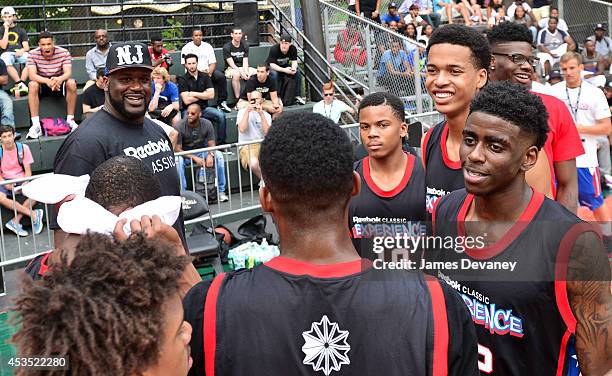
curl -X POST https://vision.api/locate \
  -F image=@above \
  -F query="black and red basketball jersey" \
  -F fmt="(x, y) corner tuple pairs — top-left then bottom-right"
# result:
(422, 122), (464, 214)
(183, 258), (480, 376)
(349, 153), (426, 258)
(24, 251), (53, 280)
(432, 189), (602, 376)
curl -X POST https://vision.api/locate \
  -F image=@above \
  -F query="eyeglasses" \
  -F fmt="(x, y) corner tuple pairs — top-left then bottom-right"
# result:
(323, 93), (334, 97)
(492, 52), (540, 67)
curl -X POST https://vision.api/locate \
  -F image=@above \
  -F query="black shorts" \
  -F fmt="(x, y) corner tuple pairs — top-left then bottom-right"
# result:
(39, 81), (67, 98)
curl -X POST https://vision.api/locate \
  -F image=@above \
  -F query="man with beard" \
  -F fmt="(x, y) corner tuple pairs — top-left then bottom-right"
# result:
(53, 42), (186, 249)
(84, 29), (110, 89)
(487, 21), (584, 213)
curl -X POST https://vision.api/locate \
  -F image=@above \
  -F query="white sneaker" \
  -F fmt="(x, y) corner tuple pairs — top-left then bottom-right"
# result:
(295, 96), (306, 105)
(26, 124), (43, 139)
(67, 119), (79, 132)
(218, 192), (229, 202)
(604, 174), (612, 189)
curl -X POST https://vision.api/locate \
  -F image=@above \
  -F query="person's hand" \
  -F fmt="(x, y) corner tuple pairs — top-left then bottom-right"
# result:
(154, 82), (163, 92)
(114, 215), (186, 255)
(4, 183), (13, 191)
(255, 103), (264, 114)
(3, 22), (9, 29)
(192, 156), (205, 167)
(15, 49), (23, 57)
(205, 154), (214, 168)
(288, 67), (297, 75)
(372, 10), (379, 17)
(161, 105), (172, 117)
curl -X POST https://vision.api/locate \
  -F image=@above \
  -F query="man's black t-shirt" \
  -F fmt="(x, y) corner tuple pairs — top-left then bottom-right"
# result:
(223, 40), (249, 67)
(239, 75), (278, 100)
(81, 83), (105, 108)
(0, 60), (7, 77)
(53, 109), (186, 244)
(177, 72), (214, 110)
(175, 118), (215, 151)
(358, 0), (378, 12)
(0, 26), (28, 53)
(266, 44), (298, 68)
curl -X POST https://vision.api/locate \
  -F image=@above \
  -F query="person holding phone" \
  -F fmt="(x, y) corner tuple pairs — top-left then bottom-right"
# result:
(236, 90), (271, 179)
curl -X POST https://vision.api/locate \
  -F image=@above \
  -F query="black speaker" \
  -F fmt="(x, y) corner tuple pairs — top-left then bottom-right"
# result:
(234, 0), (260, 46)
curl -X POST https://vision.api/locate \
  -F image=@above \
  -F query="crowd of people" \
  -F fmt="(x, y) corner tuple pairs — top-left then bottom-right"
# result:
(0, 2), (610, 376)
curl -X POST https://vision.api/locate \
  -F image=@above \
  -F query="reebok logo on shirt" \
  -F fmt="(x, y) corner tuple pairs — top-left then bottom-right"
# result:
(123, 138), (171, 159)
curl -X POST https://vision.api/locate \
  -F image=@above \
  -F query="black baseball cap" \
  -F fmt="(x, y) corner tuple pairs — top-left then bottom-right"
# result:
(595, 23), (607, 31)
(280, 33), (292, 43)
(549, 70), (562, 80)
(388, 2), (398, 9)
(105, 42), (153, 75)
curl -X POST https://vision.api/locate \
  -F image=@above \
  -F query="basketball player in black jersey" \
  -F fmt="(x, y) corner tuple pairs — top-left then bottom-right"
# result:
(423, 25), (490, 214)
(349, 92), (425, 258)
(183, 112), (480, 376)
(431, 82), (611, 375)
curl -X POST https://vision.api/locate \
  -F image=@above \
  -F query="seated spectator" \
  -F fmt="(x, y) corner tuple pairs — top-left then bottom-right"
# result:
(312, 81), (356, 123)
(432, 0), (462, 25)
(582, 38), (607, 83)
(547, 69), (563, 86)
(26, 31), (78, 139)
(0, 126), (43, 237)
(223, 27), (256, 106)
(403, 23), (419, 53)
(267, 34), (304, 107)
(81, 68), (106, 119)
(0, 7), (29, 98)
(84, 29), (110, 90)
(420, 23), (434, 44)
(538, 7), (568, 32)
(181, 28), (230, 113)
(355, 0), (382, 22)
(334, 20), (367, 68)
(149, 35), (173, 70)
(404, 4), (428, 28)
(590, 23), (612, 63)
(506, 0), (536, 20)
(536, 17), (575, 76)
(451, 0), (482, 25)
(487, 1), (509, 29)
(531, 0), (552, 23)
(511, 5), (537, 43)
(13, 232), (193, 376)
(399, 0), (441, 27)
(177, 53), (227, 145)
(149, 66), (180, 126)
(175, 103), (228, 202)
(238, 63), (283, 119)
(382, 3), (405, 29)
(0, 59), (14, 127)
(237, 90), (271, 179)
(378, 40), (414, 94)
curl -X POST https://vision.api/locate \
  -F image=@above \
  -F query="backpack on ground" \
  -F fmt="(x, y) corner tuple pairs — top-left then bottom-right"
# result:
(41, 118), (72, 137)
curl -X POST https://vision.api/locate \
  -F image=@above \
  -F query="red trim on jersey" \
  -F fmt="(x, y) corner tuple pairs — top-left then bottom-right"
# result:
(440, 124), (461, 170)
(362, 153), (415, 198)
(554, 222), (602, 333)
(422, 125), (434, 169)
(593, 168), (602, 197)
(425, 275), (449, 376)
(38, 252), (52, 276)
(204, 273), (226, 376)
(459, 190), (545, 259)
(555, 330), (572, 376)
(264, 256), (371, 278)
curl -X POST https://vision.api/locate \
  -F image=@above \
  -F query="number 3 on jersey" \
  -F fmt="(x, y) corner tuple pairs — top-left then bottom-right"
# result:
(478, 343), (493, 373)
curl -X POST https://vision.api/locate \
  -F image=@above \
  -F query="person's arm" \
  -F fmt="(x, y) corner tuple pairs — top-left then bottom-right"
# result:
(237, 108), (252, 134)
(260, 110), (271, 135)
(373, 0), (382, 17)
(181, 88), (215, 105)
(23, 162), (32, 178)
(183, 280), (212, 376)
(0, 73), (7, 86)
(241, 57), (250, 80)
(566, 231), (612, 375)
(28, 65), (53, 87)
(85, 52), (97, 81)
(21, 40), (30, 53)
(149, 83), (162, 112)
(0, 25), (9, 50)
(553, 160), (578, 214)
(208, 62), (217, 76)
(576, 117), (611, 136)
(54, 54), (73, 85)
(355, 0), (361, 15)
(269, 62), (289, 73)
(225, 56), (238, 70)
(270, 91), (281, 110)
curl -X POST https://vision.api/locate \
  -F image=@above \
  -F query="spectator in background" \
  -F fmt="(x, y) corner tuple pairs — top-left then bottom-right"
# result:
(433, 0), (461, 25)
(399, 0), (440, 28)
(487, 5), (509, 29)
(604, 78), (612, 108)
(149, 35), (173, 70)
(378, 40), (413, 94)
(403, 23), (419, 52)
(0, 59), (14, 128)
(175, 103), (228, 202)
(82, 68), (106, 119)
(404, 4), (428, 28)
(238, 64), (283, 119)
(0, 6), (29, 98)
(590, 24), (612, 60)
(547, 69), (563, 85)
(84, 29), (110, 90)
(26, 31), (78, 139)
(177, 54), (227, 145)
(267, 34), (304, 107)
(538, 7), (568, 32)
(223, 27), (256, 107)
(531, 0), (552, 23)
(421, 24), (434, 44)
(536, 17), (575, 77)
(511, 5), (537, 43)
(581, 38), (607, 85)
(312, 81), (356, 123)
(355, 0), (382, 22)
(0, 125), (43, 237)
(506, 0), (535, 20)
(381, 3), (405, 29)
(149, 66), (180, 126)
(334, 20), (367, 68)
(237, 90), (271, 179)
(181, 28), (230, 113)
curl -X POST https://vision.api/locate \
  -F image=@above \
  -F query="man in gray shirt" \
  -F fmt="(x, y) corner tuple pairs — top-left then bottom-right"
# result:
(85, 29), (110, 88)
(237, 90), (271, 179)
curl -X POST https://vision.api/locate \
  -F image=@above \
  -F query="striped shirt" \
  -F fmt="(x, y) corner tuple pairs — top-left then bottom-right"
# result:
(26, 46), (72, 78)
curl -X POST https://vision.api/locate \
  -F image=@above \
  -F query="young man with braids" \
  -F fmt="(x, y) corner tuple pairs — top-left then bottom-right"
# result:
(431, 81), (611, 375)
(183, 112), (479, 376)
(422, 25), (489, 215)
(487, 21), (584, 213)
(13, 232), (194, 376)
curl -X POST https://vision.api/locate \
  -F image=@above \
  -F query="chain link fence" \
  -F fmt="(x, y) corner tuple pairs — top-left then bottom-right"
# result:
(558, 0), (612, 47)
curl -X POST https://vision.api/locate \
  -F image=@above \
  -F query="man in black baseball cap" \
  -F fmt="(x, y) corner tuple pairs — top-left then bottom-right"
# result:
(53, 41), (188, 250)
(591, 23), (612, 61)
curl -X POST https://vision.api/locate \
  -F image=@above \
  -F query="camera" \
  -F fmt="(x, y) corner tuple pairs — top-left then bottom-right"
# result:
(163, 54), (173, 67)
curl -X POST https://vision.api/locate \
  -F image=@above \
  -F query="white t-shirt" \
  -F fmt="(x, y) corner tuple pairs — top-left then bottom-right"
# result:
(550, 80), (611, 168)
(181, 41), (216, 73)
(237, 108), (272, 143)
(530, 80), (551, 95)
(313, 100), (352, 124)
(538, 17), (568, 32)
(506, 2), (532, 18)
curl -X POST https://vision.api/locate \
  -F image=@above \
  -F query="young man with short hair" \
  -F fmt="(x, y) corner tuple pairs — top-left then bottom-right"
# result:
(0, 6), (29, 97)
(266, 34), (304, 106)
(487, 21), (584, 213)
(81, 67), (106, 118)
(149, 35), (172, 70)
(0, 125), (43, 236)
(432, 81), (611, 376)
(536, 17), (576, 77)
(183, 111), (479, 376)
(238, 63), (283, 119)
(312, 81), (355, 123)
(223, 27), (255, 105)
(26, 31), (78, 139)
(422, 24), (489, 214)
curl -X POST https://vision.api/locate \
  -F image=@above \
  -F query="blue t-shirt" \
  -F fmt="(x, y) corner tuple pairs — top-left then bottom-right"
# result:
(151, 81), (180, 104)
(432, 0), (452, 13)
(378, 50), (410, 76)
(381, 13), (401, 24)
